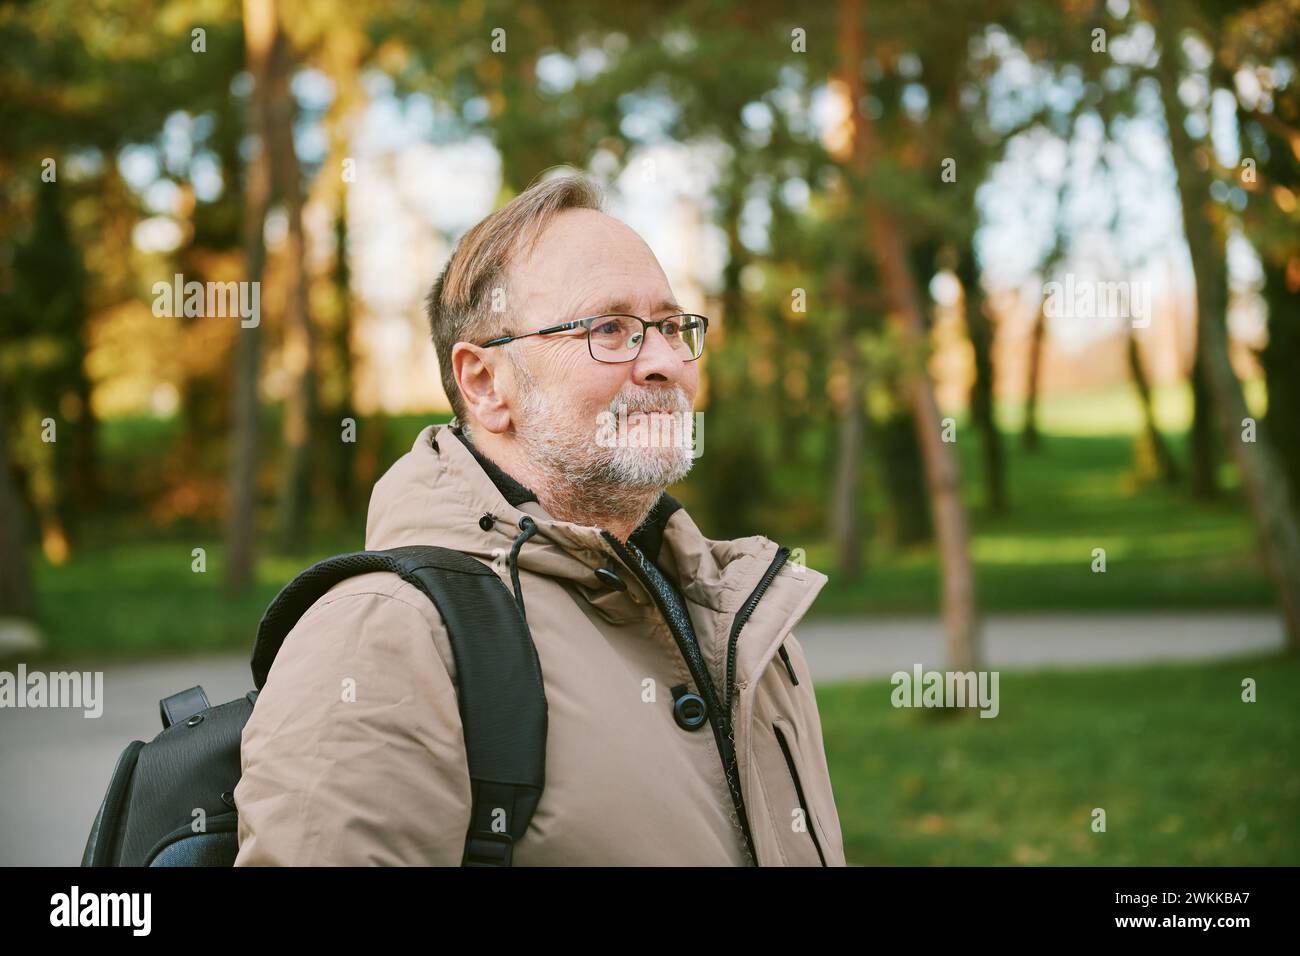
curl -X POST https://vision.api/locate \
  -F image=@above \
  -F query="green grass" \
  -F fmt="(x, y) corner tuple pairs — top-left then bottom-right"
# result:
(821, 653), (1300, 865)
(803, 378), (1272, 615)
(28, 531), (361, 663)
(806, 427), (1272, 615)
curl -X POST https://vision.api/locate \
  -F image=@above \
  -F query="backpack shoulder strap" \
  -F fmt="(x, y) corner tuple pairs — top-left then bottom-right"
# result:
(250, 545), (547, 867)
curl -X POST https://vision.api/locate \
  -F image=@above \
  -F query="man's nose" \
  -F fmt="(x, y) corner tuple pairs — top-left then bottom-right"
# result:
(631, 326), (685, 384)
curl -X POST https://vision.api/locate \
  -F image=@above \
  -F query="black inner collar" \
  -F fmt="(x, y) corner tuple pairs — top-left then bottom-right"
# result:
(450, 422), (539, 508)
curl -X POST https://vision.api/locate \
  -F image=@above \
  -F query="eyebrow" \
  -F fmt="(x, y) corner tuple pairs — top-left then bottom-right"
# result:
(577, 298), (686, 318)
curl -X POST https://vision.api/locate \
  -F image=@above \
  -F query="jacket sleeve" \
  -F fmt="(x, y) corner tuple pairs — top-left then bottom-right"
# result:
(233, 581), (472, 865)
(781, 632), (849, 866)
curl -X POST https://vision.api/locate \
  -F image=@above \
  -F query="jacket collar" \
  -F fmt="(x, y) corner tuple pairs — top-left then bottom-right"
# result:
(366, 422), (826, 682)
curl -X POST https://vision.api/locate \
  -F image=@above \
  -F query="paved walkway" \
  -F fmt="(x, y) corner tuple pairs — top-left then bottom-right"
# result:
(797, 611), (1286, 682)
(0, 612), (1284, 865)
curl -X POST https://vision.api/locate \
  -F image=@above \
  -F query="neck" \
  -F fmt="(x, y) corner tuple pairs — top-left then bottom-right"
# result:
(464, 426), (661, 544)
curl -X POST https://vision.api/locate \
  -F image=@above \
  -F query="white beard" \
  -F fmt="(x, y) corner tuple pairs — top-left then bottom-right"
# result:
(509, 352), (696, 492)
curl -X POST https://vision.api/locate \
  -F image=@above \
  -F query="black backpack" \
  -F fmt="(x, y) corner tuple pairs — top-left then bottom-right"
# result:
(80, 545), (547, 867)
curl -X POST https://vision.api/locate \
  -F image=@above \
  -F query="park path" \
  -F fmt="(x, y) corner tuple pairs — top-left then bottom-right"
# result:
(0, 611), (1284, 866)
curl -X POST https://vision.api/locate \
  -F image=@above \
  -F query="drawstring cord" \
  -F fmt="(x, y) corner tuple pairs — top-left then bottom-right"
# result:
(507, 515), (539, 625)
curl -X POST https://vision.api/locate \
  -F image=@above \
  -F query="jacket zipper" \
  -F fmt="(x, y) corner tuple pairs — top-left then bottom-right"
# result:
(777, 644), (799, 685)
(600, 530), (762, 866)
(773, 721), (827, 866)
(723, 546), (791, 723)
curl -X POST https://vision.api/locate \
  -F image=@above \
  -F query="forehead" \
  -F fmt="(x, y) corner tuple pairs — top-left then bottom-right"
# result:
(509, 208), (678, 317)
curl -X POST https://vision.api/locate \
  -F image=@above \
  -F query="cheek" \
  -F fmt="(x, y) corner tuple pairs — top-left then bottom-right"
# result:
(682, 365), (701, 400)
(541, 348), (628, 409)
(586, 368), (633, 411)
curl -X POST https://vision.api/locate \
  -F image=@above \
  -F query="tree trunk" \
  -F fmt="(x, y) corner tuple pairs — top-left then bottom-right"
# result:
(838, 0), (980, 672)
(1023, 176), (1072, 455)
(1021, 303), (1046, 452)
(0, 391), (37, 621)
(225, 0), (276, 593)
(312, 28), (366, 517)
(269, 22), (317, 554)
(869, 407), (933, 547)
(69, 333), (100, 514)
(328, 199), (357, 514)
(1154, 0), (1300, 651)
(863, 252), (930, 547)
(958, 247), (1007, 513)
(1128, 327), (1180, 485)
(1258, 259), (1300, 515)
(1188, 345), (1219, 498)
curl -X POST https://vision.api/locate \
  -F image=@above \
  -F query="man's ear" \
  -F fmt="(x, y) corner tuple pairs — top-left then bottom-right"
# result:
(452, 341), (512, 434)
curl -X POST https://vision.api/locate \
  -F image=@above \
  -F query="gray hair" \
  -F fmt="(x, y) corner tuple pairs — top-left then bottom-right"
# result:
(424, 169), (605, 427)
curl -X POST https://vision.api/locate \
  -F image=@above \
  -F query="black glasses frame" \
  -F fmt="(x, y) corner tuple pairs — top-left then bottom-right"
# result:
(479, 313), (709, 364)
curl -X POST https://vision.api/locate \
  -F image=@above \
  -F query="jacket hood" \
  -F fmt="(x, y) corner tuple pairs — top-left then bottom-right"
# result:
(363, 422), (827, 674)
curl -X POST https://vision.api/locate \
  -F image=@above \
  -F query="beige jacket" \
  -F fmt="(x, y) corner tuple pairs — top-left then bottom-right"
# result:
(234, 422), (846, 865)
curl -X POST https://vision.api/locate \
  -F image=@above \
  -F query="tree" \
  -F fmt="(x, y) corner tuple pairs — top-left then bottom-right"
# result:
(0, 390), (37, 624)
(1223, 0), (1300, 515)
(267, 16), (317, 554)
(957, 245), (1007, 512)
(1022, 177), (1070, 455)
(1152, 0), (1300, 651)
(835, 0), (979, 672)
(1, 184), (89, 563)
(225, 0), (277, 593)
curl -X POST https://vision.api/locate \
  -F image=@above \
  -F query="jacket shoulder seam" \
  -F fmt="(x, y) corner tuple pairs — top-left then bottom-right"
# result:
(303, 583), (443, 624)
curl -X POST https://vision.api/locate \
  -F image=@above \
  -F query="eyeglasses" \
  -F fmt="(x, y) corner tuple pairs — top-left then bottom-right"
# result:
(479, 313), (709, 364)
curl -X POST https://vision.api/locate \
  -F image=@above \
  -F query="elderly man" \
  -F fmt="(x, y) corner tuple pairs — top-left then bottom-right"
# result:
(234, 171), (846, 866)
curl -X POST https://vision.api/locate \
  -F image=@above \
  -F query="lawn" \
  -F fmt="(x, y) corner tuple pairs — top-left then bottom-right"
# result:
(805, 378), (1273, 615)
(806, 426), (1272, 615)
(821, 653), (1299, 865)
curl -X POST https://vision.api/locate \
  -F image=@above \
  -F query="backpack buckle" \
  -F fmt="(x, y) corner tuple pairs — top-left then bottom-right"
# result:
(463, 832), (514, 867)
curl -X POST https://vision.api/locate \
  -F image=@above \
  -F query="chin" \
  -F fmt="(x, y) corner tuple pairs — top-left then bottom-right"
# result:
(617, 449), (695, 487)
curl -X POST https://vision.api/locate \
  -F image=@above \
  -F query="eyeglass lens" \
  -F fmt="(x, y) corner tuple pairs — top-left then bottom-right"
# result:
(588, 315), (705, 362)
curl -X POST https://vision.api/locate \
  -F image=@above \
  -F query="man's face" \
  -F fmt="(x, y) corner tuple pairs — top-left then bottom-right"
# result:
(502, 208), (701, 490)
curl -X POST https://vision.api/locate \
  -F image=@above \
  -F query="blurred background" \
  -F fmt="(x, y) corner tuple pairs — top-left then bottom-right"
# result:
(1, 0), (1297, 865)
